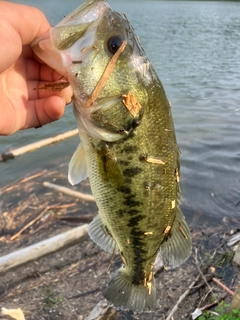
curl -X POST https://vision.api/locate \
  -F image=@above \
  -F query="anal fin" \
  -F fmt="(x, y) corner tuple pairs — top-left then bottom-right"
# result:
(88, 214), (117, 253)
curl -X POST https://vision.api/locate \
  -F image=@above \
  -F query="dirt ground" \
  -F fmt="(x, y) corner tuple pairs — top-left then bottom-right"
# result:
(0, 158), (239, 320)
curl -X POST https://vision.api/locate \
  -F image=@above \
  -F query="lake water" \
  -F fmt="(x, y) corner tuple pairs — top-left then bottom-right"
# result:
(1, 1), (240, 226)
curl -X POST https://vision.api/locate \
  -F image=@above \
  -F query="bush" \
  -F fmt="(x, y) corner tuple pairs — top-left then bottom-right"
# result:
(198, 302), (240, 320)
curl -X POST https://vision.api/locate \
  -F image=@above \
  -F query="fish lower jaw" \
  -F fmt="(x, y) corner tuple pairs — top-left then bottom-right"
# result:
(32, 40), (73, 77)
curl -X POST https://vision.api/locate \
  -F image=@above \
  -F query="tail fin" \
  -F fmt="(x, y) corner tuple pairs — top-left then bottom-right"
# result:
(104, 267), (156, 313)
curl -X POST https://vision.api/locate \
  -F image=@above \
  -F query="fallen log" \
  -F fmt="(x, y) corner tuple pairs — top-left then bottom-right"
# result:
(86, 300), (119, 320)
(233, 242), (240, 265)
(43, 181), (95, 202)
(0, 224), (88, 274)
(227, 232), (240, 247)
(0, 129), (78, 162)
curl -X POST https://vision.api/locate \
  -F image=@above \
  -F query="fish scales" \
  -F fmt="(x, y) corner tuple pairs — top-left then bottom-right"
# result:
(32, 0), (191, 313)
(79, 74), (180, 300)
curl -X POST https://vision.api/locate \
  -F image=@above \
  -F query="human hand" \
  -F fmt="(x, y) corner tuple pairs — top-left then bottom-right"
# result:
(0, 2), (73, 135)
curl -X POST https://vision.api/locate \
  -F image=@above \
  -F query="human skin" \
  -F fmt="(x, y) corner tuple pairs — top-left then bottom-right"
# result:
(0, 1), (73, 135)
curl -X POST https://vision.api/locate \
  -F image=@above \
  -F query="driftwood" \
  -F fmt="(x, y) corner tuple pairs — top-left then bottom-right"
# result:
(212, 277), (234, 296)
(43, 181), (95, 202)
(233, 242), (240, 265)
(227, 232), (240, 247)
(0, 129), (78, 162)
(0, 224), (88, 274)
(87, 301), (112, 320)
(86, 301), (120, 320)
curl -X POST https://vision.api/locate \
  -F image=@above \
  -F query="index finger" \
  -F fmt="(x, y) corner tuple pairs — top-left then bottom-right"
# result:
(0, 2), (50, 45)
(0, 2), (50, 73)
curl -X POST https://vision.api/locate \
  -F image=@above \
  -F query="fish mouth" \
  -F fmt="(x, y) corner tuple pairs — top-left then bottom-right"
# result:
(55, 0), (110, 27)
(31, 0), (109, 76)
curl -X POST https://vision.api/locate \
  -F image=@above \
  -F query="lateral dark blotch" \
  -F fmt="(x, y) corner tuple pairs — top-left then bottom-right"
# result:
(130, 227), (147, 284)
(124, 177), (132, 184)
(127, 215), (145, 227)
(119, 160), (131, 166)
(122, 145), (138, 154)
(123, 194), (141, 208)
(127, 209), (140, 215)
(117, 186), (132, 194)
(117, 209), (125, 217)
(123, 167), (143, 177)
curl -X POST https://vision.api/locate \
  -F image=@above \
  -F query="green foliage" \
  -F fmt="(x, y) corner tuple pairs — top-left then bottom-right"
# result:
(198, 302), (240, 320)
(43, 287), (62, 307)
(215, 252), (234, 268)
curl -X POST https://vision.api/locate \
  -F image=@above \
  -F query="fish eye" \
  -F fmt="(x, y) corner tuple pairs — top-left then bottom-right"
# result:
(106, 36), (123, 55)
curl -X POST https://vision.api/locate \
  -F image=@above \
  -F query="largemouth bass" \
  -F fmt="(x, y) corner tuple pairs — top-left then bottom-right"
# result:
(32, 0), (191, 313)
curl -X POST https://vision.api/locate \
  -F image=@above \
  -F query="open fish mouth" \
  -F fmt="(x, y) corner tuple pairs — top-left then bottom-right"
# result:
(31, 0), (109, 76)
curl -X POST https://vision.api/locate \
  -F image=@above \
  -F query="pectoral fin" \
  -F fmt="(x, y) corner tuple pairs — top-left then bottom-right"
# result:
(88, 214), (118, 253)
(68, 143), (88, 185)
(158, 208), (192, 270)
(97, 143), (123, 187)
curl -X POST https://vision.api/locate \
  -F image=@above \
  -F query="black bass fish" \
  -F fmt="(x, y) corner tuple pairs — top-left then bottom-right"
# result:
(32, 0), (191, 313)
